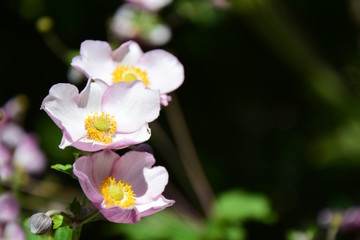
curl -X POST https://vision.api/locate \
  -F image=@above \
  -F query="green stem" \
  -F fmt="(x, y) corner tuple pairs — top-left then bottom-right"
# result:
(326, 227), (338, 240)
(165, 94), (214, 216)
(81, 211), (100, 225)
(71, 211), (100, 240)
(71, 223), (82, 240)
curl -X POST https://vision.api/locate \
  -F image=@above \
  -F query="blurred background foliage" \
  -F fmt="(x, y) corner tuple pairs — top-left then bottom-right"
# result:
(2, 0), (360, 239)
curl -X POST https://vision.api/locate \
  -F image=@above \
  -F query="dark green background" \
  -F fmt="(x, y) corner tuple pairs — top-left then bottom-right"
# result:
(2, 0), (360, 239)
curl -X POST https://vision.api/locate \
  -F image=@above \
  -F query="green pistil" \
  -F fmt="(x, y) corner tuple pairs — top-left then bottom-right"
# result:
(123, 73), (138, 82)
(94, 117), (110, 131)
(109, 185), (124, 201)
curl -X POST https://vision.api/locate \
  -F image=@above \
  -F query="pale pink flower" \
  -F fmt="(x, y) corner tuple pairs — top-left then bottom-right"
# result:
(12, 134), (46, 175)
(73, 150), (174, 223)
(71, 40), (184, 106)
(0, 193), (25, 240)
(41, 79), (160, 152)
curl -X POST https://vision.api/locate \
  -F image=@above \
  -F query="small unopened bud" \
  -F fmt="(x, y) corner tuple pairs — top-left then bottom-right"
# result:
(28, 213), (52, 235)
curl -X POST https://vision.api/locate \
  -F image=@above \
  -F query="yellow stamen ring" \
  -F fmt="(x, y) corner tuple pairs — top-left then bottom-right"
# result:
(100, 176), (136, 208)
(84, 112), (117, 144)
(112, 65), (149, 86)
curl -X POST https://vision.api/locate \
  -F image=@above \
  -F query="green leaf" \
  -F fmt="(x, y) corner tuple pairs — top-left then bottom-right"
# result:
(203, 221), (246, 240)
(52, 215), (64, 229)
(109, 209), (199, 240)
(286, 228), (316, 240)
(213, 189), (274, 223)
(51, 164), (73, 177)
(54, 226), (72, 240)
(69, 197), (81, 216)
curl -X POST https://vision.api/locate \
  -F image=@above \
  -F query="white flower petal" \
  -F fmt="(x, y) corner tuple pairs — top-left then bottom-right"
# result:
(135, 166), (169, 204)
(41, 83), (86, 142)
(112, 40), (144, 65)
(102, 81), (160, 132)
(136, 196), (174, 217)
(110, 124), (152, 149)
(137, 49), (184, 94)
(78, 79), (109, 112)
(71, 40), (115, 85)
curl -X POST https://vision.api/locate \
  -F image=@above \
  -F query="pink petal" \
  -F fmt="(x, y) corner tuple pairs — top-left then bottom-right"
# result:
(0, 123), (24, 148)
(67, 141), (107, 152)
(111, 151), (155, 197)
(137, 49), (184, 94)
(109, 124), (151, 149)
(77, 79), (108, 111)
(0, 193), (19, 222)
(136, 196), (174, 217)
(69, 124), (151, 151)
(111, 41), (143, 65)
(160, 93), (171, 106)
(102, 81), (160, 132)
(73, 156), (104, 203)
(3, 95), (27, 122)
(13, 134), (46, 174)
(0, 164), (13, 181)
(0, 143), (11, 166)
(98, 203), (140, 223)
(3, 222), (25, 240)
(71, 40), (115, 85)
(41, 83), (86, 143)
(91, 150), (119, 186)
(135, 166), (169, 204)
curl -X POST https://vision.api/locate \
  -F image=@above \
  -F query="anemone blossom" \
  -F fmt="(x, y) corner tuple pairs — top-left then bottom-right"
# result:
(73, 150), (174, 223)
(71, 40), (184, 106)
(41, 79), (160, 152)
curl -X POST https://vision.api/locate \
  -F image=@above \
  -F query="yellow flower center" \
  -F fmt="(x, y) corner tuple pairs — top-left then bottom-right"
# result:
(100, 176), (136, 208)
(112, 65), (149, 86)
(84, 112), (117, 144)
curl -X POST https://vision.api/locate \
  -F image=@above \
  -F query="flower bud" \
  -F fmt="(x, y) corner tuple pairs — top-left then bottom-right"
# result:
(28, 213), (52, 235)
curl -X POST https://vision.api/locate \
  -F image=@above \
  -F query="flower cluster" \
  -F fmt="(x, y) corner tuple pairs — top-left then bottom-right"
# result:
(41, 39), (183, 224)
(0, 96), (46, 182)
